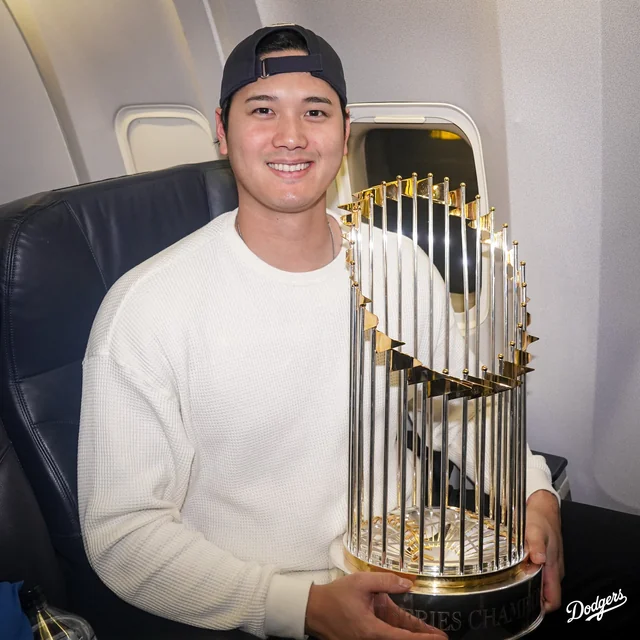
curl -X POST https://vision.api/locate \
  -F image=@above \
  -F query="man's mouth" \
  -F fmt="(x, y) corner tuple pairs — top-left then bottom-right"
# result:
(267, 162), (312, 173)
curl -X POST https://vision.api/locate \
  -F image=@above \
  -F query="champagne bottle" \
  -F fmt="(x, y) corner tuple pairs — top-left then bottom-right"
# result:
(19, 585), (96, 640)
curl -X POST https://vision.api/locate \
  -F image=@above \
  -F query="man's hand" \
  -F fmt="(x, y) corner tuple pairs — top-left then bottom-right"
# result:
(305, 572), (448, 639)
(525, 489), (564, 613)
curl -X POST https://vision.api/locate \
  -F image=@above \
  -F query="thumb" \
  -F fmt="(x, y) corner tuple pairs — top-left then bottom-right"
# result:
(526, 526), (547, 565)
(355, 571), (414, 594)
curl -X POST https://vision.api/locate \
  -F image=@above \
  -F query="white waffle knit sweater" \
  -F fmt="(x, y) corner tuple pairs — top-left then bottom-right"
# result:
(78, 209), (555, 639)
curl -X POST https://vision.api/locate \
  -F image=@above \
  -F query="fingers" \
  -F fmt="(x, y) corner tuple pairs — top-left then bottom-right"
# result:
(525, 523), (547, 565)
(352, 571), (414, 594)
(542, 563), (562, 613)
(349, 573), (449, 638)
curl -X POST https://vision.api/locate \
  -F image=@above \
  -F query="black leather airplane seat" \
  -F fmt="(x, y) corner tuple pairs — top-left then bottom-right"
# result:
(0, 160), (252, 639)
(0, 416), (66, 605)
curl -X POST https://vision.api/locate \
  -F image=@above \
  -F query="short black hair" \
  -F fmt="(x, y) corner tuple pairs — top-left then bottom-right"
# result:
(219, 29), (348, 137)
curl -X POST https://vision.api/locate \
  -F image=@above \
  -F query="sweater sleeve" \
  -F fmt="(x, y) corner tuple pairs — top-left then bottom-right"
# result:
(78, 353), (311, 639)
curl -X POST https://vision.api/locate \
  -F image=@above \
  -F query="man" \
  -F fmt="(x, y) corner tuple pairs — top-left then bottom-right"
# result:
(78, 24), (562, 639)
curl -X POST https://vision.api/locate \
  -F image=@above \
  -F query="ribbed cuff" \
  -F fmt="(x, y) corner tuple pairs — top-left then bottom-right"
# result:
(264, 574), (314, 639)
(526, 467), (561, 507)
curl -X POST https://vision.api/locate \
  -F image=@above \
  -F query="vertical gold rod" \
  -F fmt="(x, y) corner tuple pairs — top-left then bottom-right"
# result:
(444, 178), (451, 371)
(356, 213), (365, 554)
(520, 262), (528, 556)
(348, 240), (357, 547)
(427, 174), (435, 510)
(420, 174), (435, 574)
(440, 177), (451, 574)
(349, 216), (360, 551)
(513, 270), (524, 558)
(479, 374), (488, 572)
(513, 329), (522, 556)
(474, 197), (482, 374)
(521, 374), (528, 562)
(500, 225), (513, 534)
(501, 229), (510, 530)
(488, 211), (497, 519)
(501, 388), (509, 542)
(494, 355), (504, 569)
(474, 202), (485, 570)
(367, 194), (376, 562)
(412, 174), (419, 507)
(399, 370), (409, 570)
(507, 341), (515, 565)
(503, 225), (510, 363)
(419, 378), (427, 574)
(381, 184), (390, 565)
(507, 242), (520, 564)
(474, 196), (482, 518)
(439, 393), (449, 573)
(396, 176), (404, 509)
(459, 184), (469, 574)
(501, 228), (510, 531)
(460, 188), (470, 372)
(495, 224), (509, 567)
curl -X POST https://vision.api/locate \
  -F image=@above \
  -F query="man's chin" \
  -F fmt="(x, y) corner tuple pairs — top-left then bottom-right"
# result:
(263, 194), (326, 215)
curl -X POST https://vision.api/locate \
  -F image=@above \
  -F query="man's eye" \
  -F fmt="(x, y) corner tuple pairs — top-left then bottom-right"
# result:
(253, 107), (273, 115)
(307, 109), (327, 118)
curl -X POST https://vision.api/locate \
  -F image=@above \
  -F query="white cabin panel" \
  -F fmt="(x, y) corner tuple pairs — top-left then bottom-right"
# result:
(8, 0), (215, 182)
(594, 1), (640, 514)
(0, 1), (76, 204)
(497, 1), (609, 508)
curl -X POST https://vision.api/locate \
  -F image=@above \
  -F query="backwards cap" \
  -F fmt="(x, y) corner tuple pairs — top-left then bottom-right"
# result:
(219, 24), (347, 106)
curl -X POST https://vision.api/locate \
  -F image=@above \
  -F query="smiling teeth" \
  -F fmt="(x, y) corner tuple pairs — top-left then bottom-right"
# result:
(268, 163), (311, 172)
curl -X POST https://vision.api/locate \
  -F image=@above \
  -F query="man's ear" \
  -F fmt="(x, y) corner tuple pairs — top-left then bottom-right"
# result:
(215, 107), (228, 156)
(343, 107), (351, 156)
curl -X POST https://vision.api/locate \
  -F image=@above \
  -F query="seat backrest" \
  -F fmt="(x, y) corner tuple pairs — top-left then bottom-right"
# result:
(0, 160), (237, 630)
(0, 416), (66, 605)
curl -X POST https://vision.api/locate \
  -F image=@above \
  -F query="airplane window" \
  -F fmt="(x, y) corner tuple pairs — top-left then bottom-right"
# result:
(363, 128), (479, 295)
(127, 118), (216, 173)
(364, 128), (478, 199)
(115, 106), (218, 174)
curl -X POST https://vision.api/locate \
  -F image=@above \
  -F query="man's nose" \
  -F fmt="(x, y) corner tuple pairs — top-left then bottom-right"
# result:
(272, 114), (308, 150)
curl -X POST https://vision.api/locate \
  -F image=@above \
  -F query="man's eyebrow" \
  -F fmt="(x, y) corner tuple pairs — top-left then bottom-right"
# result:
(245, 94), (277, 103)
(304, 96), (333, 105)
(243, 95), (334, 105)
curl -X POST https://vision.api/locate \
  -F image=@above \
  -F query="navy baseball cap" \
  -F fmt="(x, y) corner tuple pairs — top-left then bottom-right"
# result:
(219, 24), (347, 106)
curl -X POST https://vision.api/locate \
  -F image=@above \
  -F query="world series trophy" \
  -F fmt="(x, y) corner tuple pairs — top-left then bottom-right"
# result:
(330, 173), (543, 638)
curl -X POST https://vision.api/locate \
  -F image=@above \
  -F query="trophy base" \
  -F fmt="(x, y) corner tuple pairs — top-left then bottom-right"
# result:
(330, 541), (544, 639)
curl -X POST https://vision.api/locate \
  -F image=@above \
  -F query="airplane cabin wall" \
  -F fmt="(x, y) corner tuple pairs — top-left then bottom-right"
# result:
(496, 2), (607, 509)
(1, 0), (639, 514)
(2, 0), (219, 193)
(0, 1), (77, 202)
(594, 4), (640, 513)
(498, 1), (640, 515)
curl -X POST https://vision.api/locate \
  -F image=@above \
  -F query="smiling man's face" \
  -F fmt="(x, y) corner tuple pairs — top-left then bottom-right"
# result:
(216, 50), (349, 217)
